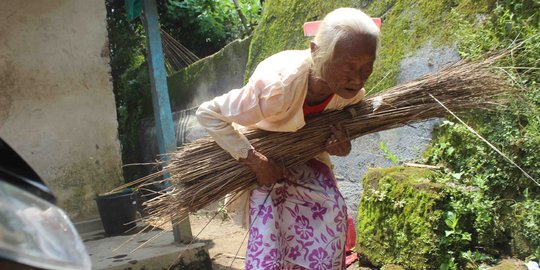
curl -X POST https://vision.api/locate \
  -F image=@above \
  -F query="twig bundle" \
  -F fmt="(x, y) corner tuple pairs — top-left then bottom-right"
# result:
(141, 55), (512, 228)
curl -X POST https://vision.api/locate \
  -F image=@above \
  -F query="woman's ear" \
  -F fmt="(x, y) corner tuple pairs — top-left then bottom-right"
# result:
(310, 42), (318, 54)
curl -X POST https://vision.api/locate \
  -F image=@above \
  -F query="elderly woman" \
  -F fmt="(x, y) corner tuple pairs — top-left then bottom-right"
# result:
(197, 7), (379, 270)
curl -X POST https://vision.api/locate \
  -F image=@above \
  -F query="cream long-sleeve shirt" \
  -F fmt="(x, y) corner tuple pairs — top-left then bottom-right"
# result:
(196, 49), (365, 161)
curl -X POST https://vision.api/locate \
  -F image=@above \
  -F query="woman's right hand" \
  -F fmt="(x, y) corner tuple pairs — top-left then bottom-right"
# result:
(240, 149), (291, 186)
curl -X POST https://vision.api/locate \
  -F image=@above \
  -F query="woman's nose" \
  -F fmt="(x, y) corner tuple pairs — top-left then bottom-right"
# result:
(349, 74), (364, 87)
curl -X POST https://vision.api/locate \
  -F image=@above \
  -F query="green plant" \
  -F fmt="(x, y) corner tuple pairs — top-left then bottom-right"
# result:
(510, 188), (540, 258)
(528, 249), (540, 263)
(461, 250), (493, 270)
(439, 256), (457, 270)
(439, 211), (472, 269)
(443, 212), (471, 242)
(425, 0), (540, 262)
(216, 200), (230, 221)
(380, 142), (400, 165)
(161, 0), (261, 57)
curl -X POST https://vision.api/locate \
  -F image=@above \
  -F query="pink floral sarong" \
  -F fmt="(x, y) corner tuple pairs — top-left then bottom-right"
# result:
(246, 159), (348, 270)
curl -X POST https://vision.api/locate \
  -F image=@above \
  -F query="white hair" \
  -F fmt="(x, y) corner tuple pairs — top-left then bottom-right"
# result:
(311, 8), (380, 79)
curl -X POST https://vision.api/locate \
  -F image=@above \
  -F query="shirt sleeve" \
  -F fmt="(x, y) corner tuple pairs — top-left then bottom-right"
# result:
(196, 77), (287, 160)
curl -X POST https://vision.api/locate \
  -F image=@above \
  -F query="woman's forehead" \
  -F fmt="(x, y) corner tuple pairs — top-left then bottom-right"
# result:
(333, 33), (377, 61)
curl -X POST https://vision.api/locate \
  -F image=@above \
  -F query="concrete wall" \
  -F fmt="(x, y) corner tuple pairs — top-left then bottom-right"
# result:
(0, 0), (123, 220)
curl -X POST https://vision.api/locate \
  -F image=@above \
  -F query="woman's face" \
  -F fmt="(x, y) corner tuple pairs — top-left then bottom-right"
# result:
(323, 34), (377, 99)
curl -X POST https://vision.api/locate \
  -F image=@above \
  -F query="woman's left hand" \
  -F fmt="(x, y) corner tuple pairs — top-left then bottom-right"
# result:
(326, 123), (351, 156)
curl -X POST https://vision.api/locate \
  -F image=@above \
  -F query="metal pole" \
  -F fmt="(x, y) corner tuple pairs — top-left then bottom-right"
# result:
(141, 0), (192, 243)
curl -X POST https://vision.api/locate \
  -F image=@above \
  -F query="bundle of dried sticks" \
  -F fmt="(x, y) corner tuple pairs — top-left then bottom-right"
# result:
(139, 54), (511, 229)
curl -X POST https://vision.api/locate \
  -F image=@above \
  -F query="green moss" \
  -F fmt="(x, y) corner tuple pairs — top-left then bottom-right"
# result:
(244, 0), (352, 81)
(167, 61), (203, 109)
(381, 265), (406, 270)
(423, 0), (540, 259)
(509, 197), (540, 259)
(357, 167), (447, 269)
(489, 259), (527, 270)
(48, 146), (123, 220)
(363, 0), (495, 94)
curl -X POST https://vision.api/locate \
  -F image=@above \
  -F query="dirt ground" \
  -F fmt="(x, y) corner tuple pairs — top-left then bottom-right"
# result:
(188, 213), (365, 270)
(189, 213), (247, 269)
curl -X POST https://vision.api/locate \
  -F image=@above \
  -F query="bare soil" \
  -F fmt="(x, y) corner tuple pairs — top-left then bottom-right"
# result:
(189, 213), (247, 269)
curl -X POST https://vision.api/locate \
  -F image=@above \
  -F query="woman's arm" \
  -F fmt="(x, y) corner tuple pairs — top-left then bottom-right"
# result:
(196, 79), (291, 185)
(240, 149), (292, 186)
(323, 88), (365, 157)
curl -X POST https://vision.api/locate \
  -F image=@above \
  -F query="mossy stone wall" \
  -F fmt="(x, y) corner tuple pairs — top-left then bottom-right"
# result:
(357, 167), (447, 269)
(167, 37), (252, 110)
(245, 0), (494, 92)
(244, 0), (354, 81)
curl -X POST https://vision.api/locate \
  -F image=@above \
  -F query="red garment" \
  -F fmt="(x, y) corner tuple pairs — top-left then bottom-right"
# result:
(346, 215), (356, 252)
(303, 94), (334, 116)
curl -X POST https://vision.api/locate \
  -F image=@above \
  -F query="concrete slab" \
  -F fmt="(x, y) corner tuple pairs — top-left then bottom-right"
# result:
(84, 229), (211, 270)
(75, 217), (104, 235)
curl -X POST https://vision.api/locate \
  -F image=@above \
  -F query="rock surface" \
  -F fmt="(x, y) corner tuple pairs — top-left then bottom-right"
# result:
(333, 42), (459, 223)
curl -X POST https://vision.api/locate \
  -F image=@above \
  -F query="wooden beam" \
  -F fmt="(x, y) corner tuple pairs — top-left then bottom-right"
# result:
(142, 0), (192, 243)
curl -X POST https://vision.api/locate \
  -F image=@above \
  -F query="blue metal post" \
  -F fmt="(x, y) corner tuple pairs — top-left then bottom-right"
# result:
(142, 0), (192, 243)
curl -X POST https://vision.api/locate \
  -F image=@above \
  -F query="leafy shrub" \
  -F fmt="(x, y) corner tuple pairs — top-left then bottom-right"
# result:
(425, 0), (540, 264)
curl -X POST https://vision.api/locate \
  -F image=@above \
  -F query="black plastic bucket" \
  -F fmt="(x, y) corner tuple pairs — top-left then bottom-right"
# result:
(95, 190), (138, 236)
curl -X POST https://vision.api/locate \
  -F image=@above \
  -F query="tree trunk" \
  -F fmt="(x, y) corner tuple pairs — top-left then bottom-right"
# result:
(230, 0), (251, 36)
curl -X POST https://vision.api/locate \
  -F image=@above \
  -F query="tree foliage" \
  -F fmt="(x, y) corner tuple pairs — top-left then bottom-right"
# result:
(159, 0), (260, 56)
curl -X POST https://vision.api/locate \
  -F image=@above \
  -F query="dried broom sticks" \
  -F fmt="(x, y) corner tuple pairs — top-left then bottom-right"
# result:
(141, 54), (512, 228)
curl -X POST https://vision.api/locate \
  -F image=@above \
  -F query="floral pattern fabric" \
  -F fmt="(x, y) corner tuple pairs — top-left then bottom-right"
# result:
(246, 159), (348, 270)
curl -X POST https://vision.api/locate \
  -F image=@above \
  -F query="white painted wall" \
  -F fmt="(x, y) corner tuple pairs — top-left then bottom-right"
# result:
(0, 0), (123, 220)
